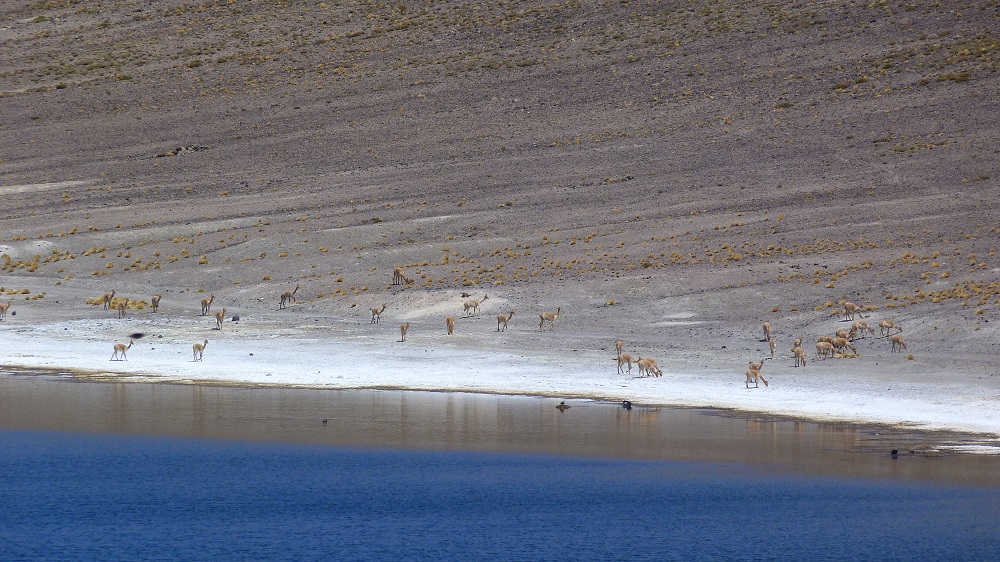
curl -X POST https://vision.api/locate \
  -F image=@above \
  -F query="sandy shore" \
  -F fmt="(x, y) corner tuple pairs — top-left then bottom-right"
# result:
(3, 289), (999, 446)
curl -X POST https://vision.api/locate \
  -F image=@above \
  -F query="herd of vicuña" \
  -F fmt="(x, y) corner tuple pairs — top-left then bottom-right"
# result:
(747, 300), (913, 388)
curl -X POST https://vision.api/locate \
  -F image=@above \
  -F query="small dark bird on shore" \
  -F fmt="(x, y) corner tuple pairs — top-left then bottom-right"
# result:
(322, 419), (328, 424)
(556, 401), (570, 412)
(622, 400), (633, 410)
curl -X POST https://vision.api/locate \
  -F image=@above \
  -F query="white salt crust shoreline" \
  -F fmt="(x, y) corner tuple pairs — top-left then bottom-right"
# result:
(3, 316), (999, 446)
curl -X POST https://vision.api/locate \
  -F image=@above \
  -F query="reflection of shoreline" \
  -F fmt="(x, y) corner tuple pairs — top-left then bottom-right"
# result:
(8, 365), (1000, 449)
(2, 370), (999, 488)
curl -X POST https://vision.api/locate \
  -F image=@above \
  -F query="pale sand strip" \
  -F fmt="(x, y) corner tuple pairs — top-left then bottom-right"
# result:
(3, 317), (999, 440)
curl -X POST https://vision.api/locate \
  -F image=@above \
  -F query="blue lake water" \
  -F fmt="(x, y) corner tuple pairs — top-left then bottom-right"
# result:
(1, 372), (999, 560)
(2, 430), (999, 561)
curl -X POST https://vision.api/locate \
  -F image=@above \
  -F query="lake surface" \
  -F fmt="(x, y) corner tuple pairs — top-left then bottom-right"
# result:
(2, 371), (999, 559)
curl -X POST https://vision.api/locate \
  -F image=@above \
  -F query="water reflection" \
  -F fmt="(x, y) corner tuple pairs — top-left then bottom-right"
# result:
(1, 371), (997, 487)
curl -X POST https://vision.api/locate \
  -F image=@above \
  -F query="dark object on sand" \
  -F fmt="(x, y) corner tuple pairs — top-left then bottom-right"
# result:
(556, 401), (570, 412)
(622, 400), (633, 410)
(129, 332), (146, 340)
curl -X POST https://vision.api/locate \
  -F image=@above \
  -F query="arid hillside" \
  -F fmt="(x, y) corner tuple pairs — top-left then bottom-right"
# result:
(1, 0), (999, 366)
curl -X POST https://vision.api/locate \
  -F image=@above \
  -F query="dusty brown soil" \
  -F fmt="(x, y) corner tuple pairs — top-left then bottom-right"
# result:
(1, 1), (999, 419)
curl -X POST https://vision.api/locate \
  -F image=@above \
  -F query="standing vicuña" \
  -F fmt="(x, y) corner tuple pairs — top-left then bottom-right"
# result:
(399, 322), (410, 342)
(151, 295), (162, 313)
(617, 353), (637, 374)
(114, 298), (129, 319)
(371, 303), (388, 324)
(497, 311), (515, 332)
(832, 337), (856, 356)
(843, 301), (866, 321)
(111, 339), (134, 361)
(879, 319), (902, 337)
(392, 267), (413, 285)
(637, 357), (662, 377)
(538, 307), (562, 330)
(463, 294), (489, 317)
(0, 299), (11, 321)
(851, 320), (875, 339)
(280, 285), (299, 309)
(102, 290), (116, 310)
(201, 294), (215, 315)
(193, 340), (208, 361)
(793, 346), (807, 367)
(762, 321), (772, 342)
(446, 316), (455, 335)
(890, 334), (907, 352)
(215, 308), (227, 330)
(745, 367), (768, 388)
